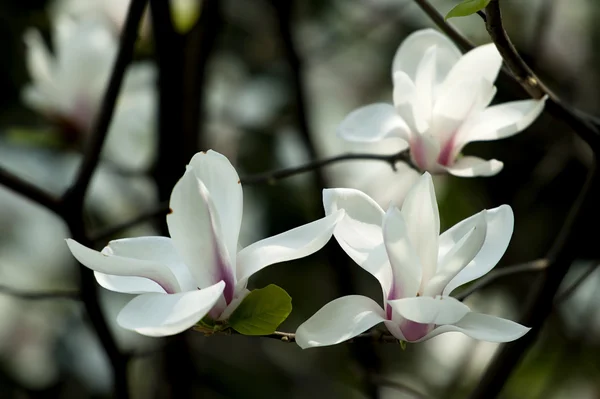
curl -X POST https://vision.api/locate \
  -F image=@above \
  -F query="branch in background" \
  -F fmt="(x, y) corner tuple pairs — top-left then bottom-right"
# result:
(0, 285), (80, 300)
(63, 0), (148, 204)
(0, 167), (60, 214)
(90, 200), (170, 243)
(413, 0), (600, 152)
(554, 262), (599, 304)
(469, 166), (597, 399)
(455, 259), (548, 301)
(241, 150), (416, 185)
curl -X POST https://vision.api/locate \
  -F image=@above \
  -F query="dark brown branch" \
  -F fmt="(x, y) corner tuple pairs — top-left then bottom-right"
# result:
(469, 165), (598, 399)
(0, 285), (80, 300)
(90, 200), (170, 243)
(241, 150), (416, 185)
(208, 329), (401, 344)
(454, 259), (548, 301)
(63, 0), (148, 204)
(413, 0), (474, 52)
(0, 167), (60, 214)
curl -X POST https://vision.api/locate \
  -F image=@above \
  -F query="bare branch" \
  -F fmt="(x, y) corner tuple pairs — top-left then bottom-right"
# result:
(241, 150), (416, 185)
(0, 167), (61, 214)
(554, 262), (600, 304)
(0, 285), (80, 301)
(455, 259), (548, 301)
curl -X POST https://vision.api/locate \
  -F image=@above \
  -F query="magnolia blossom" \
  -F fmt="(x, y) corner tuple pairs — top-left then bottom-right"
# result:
(296, 173), (529, 348)
(338, 29), (546, 177)
(66, 150), (342, 337)
(22, 16), (156, 170)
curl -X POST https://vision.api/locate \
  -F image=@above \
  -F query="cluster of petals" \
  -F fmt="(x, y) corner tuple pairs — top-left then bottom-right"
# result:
(66, 150), (342, 337)
(338, 29), (546, 177)
(296, 173), (529, 348)
(22, 15), (156, 170)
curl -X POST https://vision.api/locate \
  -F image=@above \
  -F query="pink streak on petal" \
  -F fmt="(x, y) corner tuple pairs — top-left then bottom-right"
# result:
(410, 136), (428, 170)
(400, 319), (432, 341)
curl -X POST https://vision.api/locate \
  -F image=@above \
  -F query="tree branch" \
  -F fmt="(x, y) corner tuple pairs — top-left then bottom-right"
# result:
(0, 167), (60, 214)
(240, 150), (416, 185)
(554, 262), (599, 304)
(454, 259), (548, 301)
(0, 285), (80, 300)
(63, 0), (148, 204)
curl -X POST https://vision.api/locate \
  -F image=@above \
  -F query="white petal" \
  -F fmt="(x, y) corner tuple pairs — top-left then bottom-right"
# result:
(393, 71), (420, 134)
(117, 281), (226, 337)
(295, 295), (386, 349)
(188, 150), (243, 266)
(95, 237), (196, 294)
(424, 213), (487, 297)
(400, 173), (440, 289)
(392, 29), (461, 84)
(410, 133), (442, 172)
(323, 188), (392, 296)
(236, 210), (343, 284)
(388, 295), (470, 325)
(167, 169), (235, 297)
(24, 29), (54, 87)
(457, 97), (547, 146)
(413, 46), (437, 132)
(382, 207), (422, 299)
(441, 205), (514, 295)
(445, 156), (504, 177)
(66, 239), (181, 294)
(420, 312), (530, 342)
(440, 43), (502, 93)
(337, 104), (410, 143)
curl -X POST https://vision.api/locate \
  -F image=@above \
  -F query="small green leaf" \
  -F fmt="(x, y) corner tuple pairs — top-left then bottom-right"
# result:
(228, 284), (292, 336)
(400, 340), (407, 350)
(445, 0), (490, 20)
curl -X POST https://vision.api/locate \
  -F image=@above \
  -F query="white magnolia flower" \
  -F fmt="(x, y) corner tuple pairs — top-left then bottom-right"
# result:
(337, 29), (546, 177)
(296, 173), (529, 348)
(22, 16), (156, 170)
(66, 150), (342, 337)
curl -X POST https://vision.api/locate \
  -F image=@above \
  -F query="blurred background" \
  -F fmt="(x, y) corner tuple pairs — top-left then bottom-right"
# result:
(0, 0), (598, 398)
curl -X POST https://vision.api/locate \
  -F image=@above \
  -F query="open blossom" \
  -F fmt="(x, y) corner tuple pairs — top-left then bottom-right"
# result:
(296, 173), (529, 348)
(22, 16), (156, 170)
(66, 150), (342, 337)
(338, 29), (546, 177)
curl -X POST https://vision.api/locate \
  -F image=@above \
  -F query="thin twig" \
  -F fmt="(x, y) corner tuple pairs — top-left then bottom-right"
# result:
(90, 201), (170, 243)
(0, 285), (80, 300)
(207, 329), (401, 344)
(241, 150), (416, 185)
(554, 263), (599, 304)
(455, 259), (548, 301)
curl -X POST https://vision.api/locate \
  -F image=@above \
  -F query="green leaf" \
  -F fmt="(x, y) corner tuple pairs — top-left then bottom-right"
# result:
(228, 284), (292, 336)
(445, 0), (490, 20)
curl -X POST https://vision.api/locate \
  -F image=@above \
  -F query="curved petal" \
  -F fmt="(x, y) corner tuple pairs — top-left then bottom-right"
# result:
(392, 29), (461, 84)
(419, 312), (530, 342)
(400, 173), (440, 289)
(295, 295), (386, 349)
(388, 295), (470, 325)
(236, 210), (343, 283)
(441, 206), (513, 295)
(445, 156), (503, 177)
(167, 169), (235, 297)
(117, 281), (226, 337)
(94, 273), (163, 294)
(440, 43), (502, 94)
(393, 71), (420, 134)
(424, 213), (487, 297)
(382, 207), (422, 299)
(413, 46), (437, 132)
(323, 188), (392, 296)
(188, 150), (243, 266)
(97, 237), (196, 293)
(337, 104), (410, 143)
(66, 239), (181, 294)
(457, 97), (547, 147)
